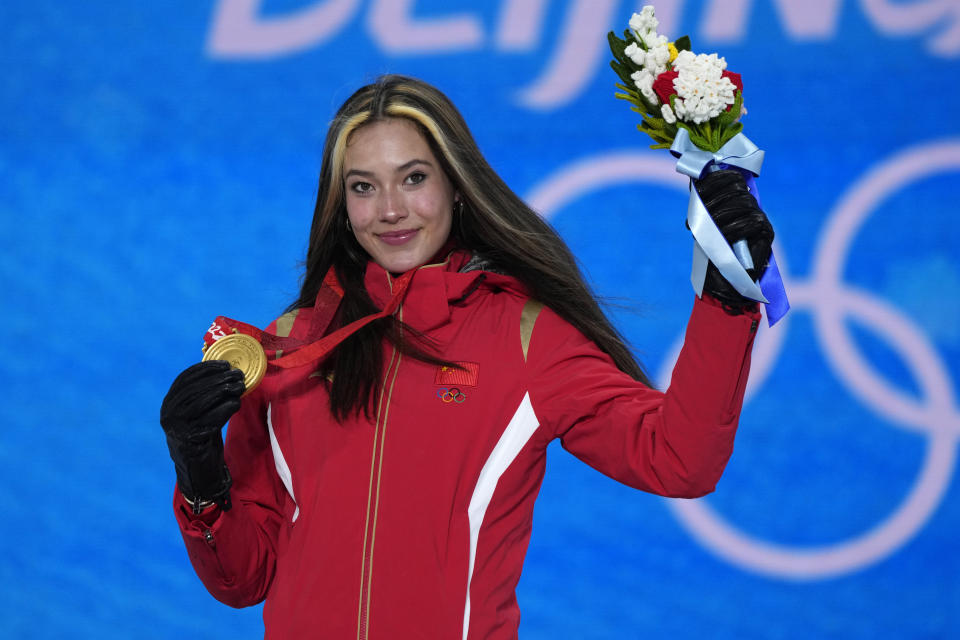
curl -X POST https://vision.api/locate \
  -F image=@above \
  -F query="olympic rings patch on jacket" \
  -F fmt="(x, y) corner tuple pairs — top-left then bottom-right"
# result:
(436, 387), (467, 404)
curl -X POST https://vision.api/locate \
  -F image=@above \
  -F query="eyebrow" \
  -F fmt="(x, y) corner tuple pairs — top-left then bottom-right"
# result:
(344, 158), (433, 180)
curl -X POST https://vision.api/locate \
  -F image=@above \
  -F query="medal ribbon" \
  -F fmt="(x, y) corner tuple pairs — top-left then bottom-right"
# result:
(204, 268), (414, 369)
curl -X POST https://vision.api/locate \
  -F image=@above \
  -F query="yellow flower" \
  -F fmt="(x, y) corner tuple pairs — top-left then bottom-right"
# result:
(668, 42), (678, 63)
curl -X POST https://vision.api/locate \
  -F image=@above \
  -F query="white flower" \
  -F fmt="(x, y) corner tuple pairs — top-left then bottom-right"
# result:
(673, 49), (696, 68)
(624, 42), (646, 66)
(644, 40), (671, 75)
(640, 30), (666, 50)
(629, 6), (658, 35)
(631, 70), (658, 105)
(661, 103), (677, 124)
(670, 51), (736, 124)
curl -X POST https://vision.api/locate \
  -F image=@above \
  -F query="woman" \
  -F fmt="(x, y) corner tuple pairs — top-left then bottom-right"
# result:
(161, 75), (771, 639)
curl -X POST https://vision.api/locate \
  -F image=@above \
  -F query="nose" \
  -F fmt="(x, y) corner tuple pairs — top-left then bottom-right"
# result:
(378, 188), (407, 223)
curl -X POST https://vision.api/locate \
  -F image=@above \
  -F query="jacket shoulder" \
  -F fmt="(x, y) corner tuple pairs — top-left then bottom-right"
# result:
(265, 308), (315, 340)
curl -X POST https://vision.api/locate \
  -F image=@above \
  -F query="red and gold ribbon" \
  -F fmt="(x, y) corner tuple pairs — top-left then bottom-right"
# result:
(202, 268), (414, 393)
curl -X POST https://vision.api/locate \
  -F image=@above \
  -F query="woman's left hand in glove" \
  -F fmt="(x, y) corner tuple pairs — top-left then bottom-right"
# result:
(694, 168), (774, 314)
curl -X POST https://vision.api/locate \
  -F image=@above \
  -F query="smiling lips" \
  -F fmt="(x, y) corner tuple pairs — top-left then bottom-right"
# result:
(377, 229), (420, 245)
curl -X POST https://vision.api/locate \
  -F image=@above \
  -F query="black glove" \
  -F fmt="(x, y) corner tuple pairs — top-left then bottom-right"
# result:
(694, 168), (774, 314)
(160, 360), (245, 514)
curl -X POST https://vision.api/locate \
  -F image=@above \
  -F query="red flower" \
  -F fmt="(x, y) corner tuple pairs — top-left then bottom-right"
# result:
(723, 70), (743, 95)
(652, 70), (678, 105)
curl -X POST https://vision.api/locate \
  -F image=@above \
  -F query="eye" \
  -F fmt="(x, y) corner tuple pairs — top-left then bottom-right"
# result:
(405, 171), (427, 185)
(350, 181), (374, 194)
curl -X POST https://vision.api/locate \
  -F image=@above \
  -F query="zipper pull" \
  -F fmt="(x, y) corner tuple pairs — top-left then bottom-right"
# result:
(203, 529), (215, 548)
(750, 319), (758, 333)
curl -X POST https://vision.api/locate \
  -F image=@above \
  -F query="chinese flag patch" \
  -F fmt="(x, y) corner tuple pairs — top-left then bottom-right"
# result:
(435, 362), (479, 387)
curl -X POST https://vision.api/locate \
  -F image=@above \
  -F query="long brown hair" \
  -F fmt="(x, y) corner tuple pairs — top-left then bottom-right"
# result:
(291, 75), (651, 420)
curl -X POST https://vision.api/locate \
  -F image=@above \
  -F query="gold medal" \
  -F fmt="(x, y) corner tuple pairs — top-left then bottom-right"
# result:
(202, 332), (267, 396)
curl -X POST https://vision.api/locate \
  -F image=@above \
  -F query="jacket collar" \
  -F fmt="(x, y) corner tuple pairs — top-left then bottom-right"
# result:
(363, 249), (486, 332)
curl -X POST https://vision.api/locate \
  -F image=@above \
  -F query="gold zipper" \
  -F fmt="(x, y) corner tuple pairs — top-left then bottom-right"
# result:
(357, 276), (404, 640)
(355, 259), (454, 637)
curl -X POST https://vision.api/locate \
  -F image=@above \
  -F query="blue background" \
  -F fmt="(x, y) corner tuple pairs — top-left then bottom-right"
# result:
(2, 1), (959, 637)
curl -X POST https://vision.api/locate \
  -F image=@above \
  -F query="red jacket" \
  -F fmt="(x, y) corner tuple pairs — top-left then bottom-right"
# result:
(174, 251), (759, 639)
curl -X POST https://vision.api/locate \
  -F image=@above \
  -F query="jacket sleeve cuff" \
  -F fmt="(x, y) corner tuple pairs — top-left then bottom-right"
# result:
(174, 486), (222, 527)
(699, 292), (763, 320)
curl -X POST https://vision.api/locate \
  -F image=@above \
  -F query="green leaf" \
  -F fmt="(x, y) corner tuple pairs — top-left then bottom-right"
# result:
(701, 118), (720, 150)
(677, 122), (712, 150)
(608, 31), (629, 65)
(644, 127), (670, 142)
(717, 90), (743, 128)
(674, 35), (692, 52)
(607, 31), (624, 54)
(636, 124), (655, 143)
(611, 69), (632, 89)
(702, 119), (721, 151)
(717, 121), (744, 148)
(637, 124), (670, 147)
(624, 28), (645, 50)
(689, 121), (714, 151)
(639, 122), (664, 136)
(648, 131), (674, 145)
(614, 83), (644, 109)
(639, 117), (677, 147)
(610, 59), (636, 79)
(620, 87), (656, 116)
(609, 61), (636, 88)
(653, 131), (674, 143)
(607, 31), (629, 60)
(641, 111), (666, 129)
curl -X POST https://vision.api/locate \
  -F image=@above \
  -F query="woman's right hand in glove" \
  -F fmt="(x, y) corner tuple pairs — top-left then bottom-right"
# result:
(160, 360), (245, 514)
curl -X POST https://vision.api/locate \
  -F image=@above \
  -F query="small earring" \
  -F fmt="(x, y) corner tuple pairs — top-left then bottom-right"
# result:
(454, 200), (466, 239)
(345, 217), (352, 232)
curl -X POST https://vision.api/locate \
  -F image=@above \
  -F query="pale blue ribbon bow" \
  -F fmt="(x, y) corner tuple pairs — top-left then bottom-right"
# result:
(670, 128), (790, 326)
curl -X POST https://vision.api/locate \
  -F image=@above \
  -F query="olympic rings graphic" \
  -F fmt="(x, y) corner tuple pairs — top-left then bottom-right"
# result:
(437, 387), (467, 404)
(527, 139), (960, 580)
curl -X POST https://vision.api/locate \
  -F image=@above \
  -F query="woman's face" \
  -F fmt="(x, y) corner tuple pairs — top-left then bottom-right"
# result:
(343, 118), (457, 273)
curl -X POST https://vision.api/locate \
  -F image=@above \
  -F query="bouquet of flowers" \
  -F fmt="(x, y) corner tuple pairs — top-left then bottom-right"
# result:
(608, 6), (744, 152)
(608, 5), (789, 325)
